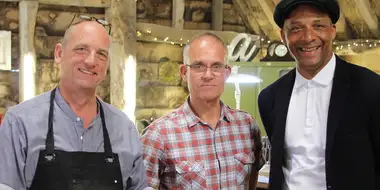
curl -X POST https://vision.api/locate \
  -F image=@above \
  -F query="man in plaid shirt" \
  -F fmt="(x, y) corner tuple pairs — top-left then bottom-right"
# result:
(141, 32), (262, 190)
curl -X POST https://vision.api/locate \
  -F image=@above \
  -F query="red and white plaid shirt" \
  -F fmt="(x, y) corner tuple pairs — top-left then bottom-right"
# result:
(141, 99), (261, 189)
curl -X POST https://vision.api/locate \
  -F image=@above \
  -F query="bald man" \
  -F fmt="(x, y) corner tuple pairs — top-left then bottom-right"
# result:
(0, 15), (150, 190)
(141, 32), (262, 189)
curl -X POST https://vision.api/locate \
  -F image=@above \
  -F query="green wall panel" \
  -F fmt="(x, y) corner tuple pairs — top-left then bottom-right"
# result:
(221, 62), (295, 136)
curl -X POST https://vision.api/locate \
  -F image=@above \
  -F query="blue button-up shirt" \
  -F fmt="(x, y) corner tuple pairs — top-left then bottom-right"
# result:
(0, 89), (149, 190)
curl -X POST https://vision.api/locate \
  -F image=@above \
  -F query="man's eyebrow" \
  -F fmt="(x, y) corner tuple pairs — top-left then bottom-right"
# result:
(98, 48), (109, 55)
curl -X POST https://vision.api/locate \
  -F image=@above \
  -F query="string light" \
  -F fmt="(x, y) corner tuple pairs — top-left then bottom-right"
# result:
(135, 29), (380, 54)
(332, 39), (380, 54)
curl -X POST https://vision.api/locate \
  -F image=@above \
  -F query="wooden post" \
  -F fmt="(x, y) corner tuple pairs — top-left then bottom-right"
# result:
(172, 0), (184, 28)
(18, 0), (39, 102)
(212, 0), (223, 31)
(106, 0), (137, 122)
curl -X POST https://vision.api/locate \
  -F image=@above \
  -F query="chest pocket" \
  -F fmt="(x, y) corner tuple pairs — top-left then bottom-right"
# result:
(234, 152), (255, 185)
(174, 161), (207, 189)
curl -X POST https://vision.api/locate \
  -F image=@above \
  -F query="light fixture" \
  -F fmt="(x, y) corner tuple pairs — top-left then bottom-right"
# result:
(124, 55), (136, 124)
(22, 53), (36, 101)
(226, 65), (262, 109)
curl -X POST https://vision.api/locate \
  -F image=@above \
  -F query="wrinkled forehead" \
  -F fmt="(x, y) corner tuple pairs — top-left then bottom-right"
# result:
(64, 21), (111, 49)
(188, 37), (226, 62)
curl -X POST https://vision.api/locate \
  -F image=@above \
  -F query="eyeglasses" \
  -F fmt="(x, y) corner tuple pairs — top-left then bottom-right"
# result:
(186, 63), (228, 74)
(68, 14), (112, 35)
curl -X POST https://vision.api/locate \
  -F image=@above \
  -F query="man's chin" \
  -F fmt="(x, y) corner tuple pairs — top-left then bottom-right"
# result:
(200, 94), (220, 102)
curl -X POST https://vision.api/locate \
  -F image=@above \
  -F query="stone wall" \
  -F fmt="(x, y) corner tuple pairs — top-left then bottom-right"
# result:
(0, 71), (18, 114)
(0, 0), (249, 127)
(135, 42), (188, 131)
(137, 0), (249, 33)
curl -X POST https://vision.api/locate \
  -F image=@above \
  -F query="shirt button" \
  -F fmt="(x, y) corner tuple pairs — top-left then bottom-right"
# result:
(76, 117), (80, 121)
(328, 185), (332, 189)
(80, 136), (83, 140)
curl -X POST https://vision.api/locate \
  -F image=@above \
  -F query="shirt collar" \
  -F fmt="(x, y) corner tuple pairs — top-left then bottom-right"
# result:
(182, 96), (232, 128)
(55, 87), (100, 121)
(294, 54), (336, 89)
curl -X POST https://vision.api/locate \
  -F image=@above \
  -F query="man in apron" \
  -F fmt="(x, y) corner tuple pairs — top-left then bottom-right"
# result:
(0, 15), (151, 190)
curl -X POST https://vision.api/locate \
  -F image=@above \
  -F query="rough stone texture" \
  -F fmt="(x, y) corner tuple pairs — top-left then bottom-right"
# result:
(158, 60), (181, 86)
(223, 3), (244, 25)
(0, 7), (104, 36)
(137, 42), (183, 62)
(135, 108), (173, 121)
(135, 107), (175, 134)
(137, 61), (182, 86)
(136, 86), (188, 109)
(136, 0), (171, 19)
(11, 35), (61, 59)
(137, 62), (160, 86)
(223, 24), (247, 33)
(137, 18), (171, 27)
(0, 71), (18, 114)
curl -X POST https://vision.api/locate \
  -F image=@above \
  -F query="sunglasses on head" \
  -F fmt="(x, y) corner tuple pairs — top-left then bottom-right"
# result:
(68, 14), (112, 35)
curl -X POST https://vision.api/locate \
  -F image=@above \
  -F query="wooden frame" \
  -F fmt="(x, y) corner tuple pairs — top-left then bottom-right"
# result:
(0, 31), (12, 71)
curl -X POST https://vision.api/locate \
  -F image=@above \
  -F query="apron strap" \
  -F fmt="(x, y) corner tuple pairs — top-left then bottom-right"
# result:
(97, 99), (114, 163)
(45, 88), (56, 160)
(45, 88), (115, 163)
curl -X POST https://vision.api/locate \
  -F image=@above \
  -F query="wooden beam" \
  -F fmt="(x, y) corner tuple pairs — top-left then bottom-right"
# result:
(338, 0), (377, 38)
(371, 0), (380, 18)
(256, 0), (281, 39)
(0, 7), (104, 36)
(18, 0), (38, 102)
(232, 0), (261, 35)
(335, 9), (351, 40)
(136, 22), (261, 47)
(106, 0), (136, 119)
(212, 0), (223, 31)
(245, 0), (280, 40)
(0, 0), (109, 7)
(354, 0), (379, 38)
(172, 0), (184, 28)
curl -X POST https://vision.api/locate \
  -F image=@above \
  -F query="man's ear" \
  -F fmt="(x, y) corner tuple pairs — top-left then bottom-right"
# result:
(54, 43), (63, 64)
(331, 24), (337, 41)
(224, 65), (231, 81)
(280, 29), (286, 44)
(179, 64), (188, 82)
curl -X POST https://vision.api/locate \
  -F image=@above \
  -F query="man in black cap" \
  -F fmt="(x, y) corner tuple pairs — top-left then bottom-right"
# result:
(258, 0), (380, 190)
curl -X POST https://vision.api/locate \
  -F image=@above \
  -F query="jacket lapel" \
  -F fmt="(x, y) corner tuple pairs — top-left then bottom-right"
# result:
(270, 69), (296, 189)
(325, 55), (350, 162)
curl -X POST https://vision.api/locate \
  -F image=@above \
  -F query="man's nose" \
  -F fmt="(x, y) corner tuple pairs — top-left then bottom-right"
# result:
(301, 27), (317, 42)
(84, 51), (96, 66)
(202, 67), (214, 78)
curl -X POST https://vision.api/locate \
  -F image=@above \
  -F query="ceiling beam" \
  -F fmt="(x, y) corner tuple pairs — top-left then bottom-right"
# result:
(335, 9), (351, 40)
(354, 0), (379, 38)
(338, 0), (378, 38)
(136, 22), (261, 47)
(18, 0), (39, 101)
(256, 0), (281, 40)
(232, 0), (261, 35)
(0, 0), (110, 7)
(212, 0), (223, 31)
(234, 0), (280, 40)
(172, 0), (184, 28)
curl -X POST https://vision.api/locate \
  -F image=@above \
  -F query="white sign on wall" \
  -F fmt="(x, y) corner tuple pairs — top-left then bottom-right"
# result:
(0, 31), (11, 71)
(228, 33), (261, 62)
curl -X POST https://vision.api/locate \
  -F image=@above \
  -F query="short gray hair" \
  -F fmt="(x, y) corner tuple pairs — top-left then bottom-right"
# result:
(183, 32), (229, 65)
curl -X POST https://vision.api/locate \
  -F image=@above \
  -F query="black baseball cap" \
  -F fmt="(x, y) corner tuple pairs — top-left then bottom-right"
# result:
(273, 0), (340, 28)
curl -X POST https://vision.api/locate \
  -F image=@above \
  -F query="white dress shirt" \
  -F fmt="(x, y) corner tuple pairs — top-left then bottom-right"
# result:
(283, 55), (336, 190)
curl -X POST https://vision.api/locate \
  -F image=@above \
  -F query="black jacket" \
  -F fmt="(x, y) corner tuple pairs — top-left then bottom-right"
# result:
(258, 55), (380, 190)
